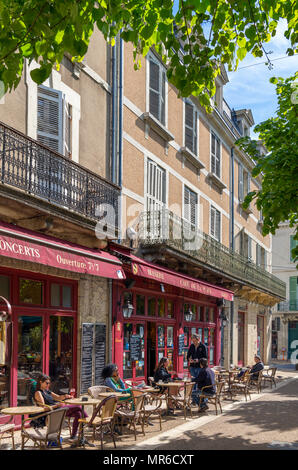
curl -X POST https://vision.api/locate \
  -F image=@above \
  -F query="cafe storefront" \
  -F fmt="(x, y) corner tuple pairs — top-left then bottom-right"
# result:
(0, 221), (125, 421)
(111, 249), (234, 382)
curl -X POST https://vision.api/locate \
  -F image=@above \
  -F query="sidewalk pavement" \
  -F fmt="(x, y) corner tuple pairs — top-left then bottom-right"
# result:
(131, 370), (298, 451)
(1, 369), (297, 451)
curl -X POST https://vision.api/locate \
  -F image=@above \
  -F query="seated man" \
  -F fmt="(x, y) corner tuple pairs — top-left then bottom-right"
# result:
(191, 358), (216, 412)
(237, 354), (264, 380)
(249, 355), (264, 380)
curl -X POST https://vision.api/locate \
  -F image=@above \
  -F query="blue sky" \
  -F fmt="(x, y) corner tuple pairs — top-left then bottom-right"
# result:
(172, 1), (297, 137)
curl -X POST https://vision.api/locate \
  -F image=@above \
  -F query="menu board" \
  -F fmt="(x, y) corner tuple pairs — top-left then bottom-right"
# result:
(130, 334), (142, 361)
(80, 323), (94, 394)
(94, 323), (106, 386)
(178, 334), (185, 356)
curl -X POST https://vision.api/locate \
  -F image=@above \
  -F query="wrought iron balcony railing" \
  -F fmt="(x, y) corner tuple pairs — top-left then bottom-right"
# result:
(0, 121), (120, 235)
(138, 209), (286, 300)
(278, 301), (298, 312)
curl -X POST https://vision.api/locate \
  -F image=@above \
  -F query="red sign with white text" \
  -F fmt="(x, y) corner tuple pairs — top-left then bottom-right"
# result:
(0, 234), (125, 280)
(131, 262), (233, 301)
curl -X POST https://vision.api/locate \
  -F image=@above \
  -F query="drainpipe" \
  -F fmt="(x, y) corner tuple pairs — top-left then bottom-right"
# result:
(108, 279), (113, 363)
(118, 33), (123, 243)
(230, 146), (235, 366)
(111, 40), (117, 184)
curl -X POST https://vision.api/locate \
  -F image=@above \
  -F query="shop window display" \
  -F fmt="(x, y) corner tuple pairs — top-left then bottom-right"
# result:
(19, 279), (43, 305)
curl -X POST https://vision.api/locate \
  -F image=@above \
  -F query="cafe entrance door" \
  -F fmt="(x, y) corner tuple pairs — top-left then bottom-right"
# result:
(16, 314), (75, 406)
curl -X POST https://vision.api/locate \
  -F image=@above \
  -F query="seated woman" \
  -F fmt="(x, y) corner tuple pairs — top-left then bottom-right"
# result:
(101, 364), (132, 402)
(33, 374), (87, 441)
(154, 357), (175, 414)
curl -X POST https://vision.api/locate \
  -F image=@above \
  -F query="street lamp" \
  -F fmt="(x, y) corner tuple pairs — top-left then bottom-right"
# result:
(184, 309), (193, 322)
(122, 300), (134, 318)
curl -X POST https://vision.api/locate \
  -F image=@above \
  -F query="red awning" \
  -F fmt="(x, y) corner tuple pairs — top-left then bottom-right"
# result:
(0, 221), (125, 280)
(112, 247), (234, 301)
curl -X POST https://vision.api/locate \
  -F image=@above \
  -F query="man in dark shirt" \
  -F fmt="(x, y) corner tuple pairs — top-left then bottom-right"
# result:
(191, 358), (215, 411)
(237, 354), (264, 379)
(249, 355), (264, 380)
(187, 334), (207, 404)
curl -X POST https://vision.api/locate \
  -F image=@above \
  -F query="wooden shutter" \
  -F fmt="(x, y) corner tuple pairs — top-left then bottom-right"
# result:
(37, 85), (63, 153)
(210, 206), (220, 241)
(289, 277), (298, 310)
(63, 99), (72, 158)
(238, 163), (244, 202)
(256, 243), (261, 266)
(185, 102), (195, 153)
(248, 235), (252, 259)
(215, 135), (220, 177)
(161, 70), (166, 125)
(146, 159), (166, 211)
(211, 133), (220, 177)
(149, 59), (160, 121)
(290, 235), (298, 262)
(184, 187), (197, 226)
(215, 209), (220, 241)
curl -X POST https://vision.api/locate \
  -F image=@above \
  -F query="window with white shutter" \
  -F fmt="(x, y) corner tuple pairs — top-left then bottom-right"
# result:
(210, 206), (221, 242)
(149, 56), (166, 125)
(146, 159), (166, 211)
(184, 186), (198, 227)
(211, 132), (221, 177)
(238, 163), (250, 202)
(184, 101), (197, 155)
(37, 85), (63, 154)
(64, 101), (72, 159)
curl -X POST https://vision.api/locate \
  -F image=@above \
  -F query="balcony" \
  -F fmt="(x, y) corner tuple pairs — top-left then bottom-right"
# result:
(278, 301), (298, 312)
(137, 209), (286, 300)
(0, 121), (120, 237)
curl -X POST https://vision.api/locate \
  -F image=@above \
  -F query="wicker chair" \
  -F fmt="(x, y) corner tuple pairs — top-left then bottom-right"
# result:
(21, 408), (67, 449)
(249, 370), (263, 393)
(0, 415), (15, 449)
(198, 381), (225, 415)
(142, 394), (165, 430)
(87, 385), (114, 399)
(170, 382), (195, 419)
(230, 373), (252, 402)
(115, 390), (145, 440)
(262, 367), (277, 389)
(79, 395), (118, 449)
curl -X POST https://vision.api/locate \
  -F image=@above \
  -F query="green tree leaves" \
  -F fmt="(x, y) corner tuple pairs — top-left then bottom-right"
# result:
(0, 0), (297, 109)
(236, 74), (298, 264)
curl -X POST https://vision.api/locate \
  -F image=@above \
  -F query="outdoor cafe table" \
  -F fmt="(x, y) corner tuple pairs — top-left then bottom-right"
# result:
(156, 382), (189, 408)
(95, 392), (131, 398)
(1, 406), (44, 434)
(64, 397), (102, 448)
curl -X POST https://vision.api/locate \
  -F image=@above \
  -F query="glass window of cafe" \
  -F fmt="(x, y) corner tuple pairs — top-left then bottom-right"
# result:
(121, 290), (175, 381)
(183, 303), (216, 369)
(0, 269), (77, 410)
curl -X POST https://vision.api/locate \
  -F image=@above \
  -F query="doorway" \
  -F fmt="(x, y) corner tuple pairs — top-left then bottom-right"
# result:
(238, 312), (245, 366)
(147, 322), (156, 379)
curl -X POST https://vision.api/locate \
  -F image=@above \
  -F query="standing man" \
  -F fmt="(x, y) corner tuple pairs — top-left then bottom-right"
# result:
(187, 334), (207, 404)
